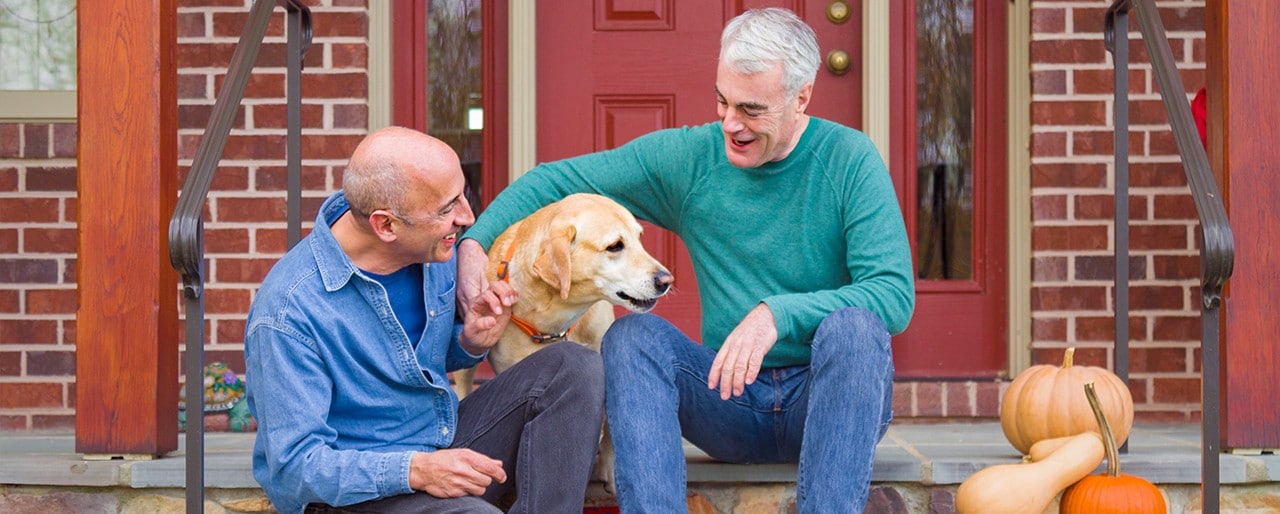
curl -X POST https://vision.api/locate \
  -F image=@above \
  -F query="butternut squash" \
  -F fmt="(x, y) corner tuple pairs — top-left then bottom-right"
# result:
(955, 431), (1104, 514)
(1025, 433), (1085, 463)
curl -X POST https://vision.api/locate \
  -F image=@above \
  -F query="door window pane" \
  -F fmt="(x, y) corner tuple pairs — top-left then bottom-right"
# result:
(915, 0), (974, 280)
(0, 0), (77, 90)
(427, 0), (483, 211)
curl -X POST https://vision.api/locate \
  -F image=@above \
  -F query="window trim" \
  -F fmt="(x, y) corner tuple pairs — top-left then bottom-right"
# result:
(0, 90), (76, 121)
(0, 0), (78, 121)
(368, 3), (392, 131)
(863, 1), (891, 169)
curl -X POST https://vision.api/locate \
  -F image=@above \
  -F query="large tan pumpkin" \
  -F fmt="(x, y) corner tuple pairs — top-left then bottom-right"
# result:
(1000, 347), (1134, 455)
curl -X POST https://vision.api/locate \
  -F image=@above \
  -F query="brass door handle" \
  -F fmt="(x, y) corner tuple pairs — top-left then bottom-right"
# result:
(827, 0), (851, 24)
(826, 49), (850, 75)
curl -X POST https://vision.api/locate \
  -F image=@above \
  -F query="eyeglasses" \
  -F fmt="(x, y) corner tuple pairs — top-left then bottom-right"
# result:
(375, 185), (473, 227)
(386, 210), (427, 227)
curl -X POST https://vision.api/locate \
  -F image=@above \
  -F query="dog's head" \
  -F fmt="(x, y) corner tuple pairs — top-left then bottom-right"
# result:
(522, 193), (673, 313)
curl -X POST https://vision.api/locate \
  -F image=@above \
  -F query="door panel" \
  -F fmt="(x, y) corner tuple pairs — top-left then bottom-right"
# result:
(534, 0), (1007, 378)
(889, 0), (1008, 378)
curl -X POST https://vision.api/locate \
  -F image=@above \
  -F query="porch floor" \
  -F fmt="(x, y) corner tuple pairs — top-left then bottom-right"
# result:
(3, 422), (1277, 488)
(2, 422), (1278, 511)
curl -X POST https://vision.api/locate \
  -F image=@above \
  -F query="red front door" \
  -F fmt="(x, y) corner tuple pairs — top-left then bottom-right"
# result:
(530, 0), (1007, 378)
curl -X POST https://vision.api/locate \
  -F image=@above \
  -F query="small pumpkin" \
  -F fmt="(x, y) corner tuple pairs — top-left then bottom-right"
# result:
(1059, 382), (1167, 513)
(955, 431), (1104, 514)
(1001, 347), (1135, 455)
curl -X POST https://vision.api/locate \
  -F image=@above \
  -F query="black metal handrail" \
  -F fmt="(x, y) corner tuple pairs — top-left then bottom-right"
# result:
(1105, 1), (1234, 512)
(167, 1), (311, 512)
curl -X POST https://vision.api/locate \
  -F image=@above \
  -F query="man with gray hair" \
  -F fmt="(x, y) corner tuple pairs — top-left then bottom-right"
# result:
(460, 8), (914, 512)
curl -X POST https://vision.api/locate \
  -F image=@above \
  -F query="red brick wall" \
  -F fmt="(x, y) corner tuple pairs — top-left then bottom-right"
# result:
(173, 0), (369, 378)
(0, 0), (1210, 431)
(0, 0), (370, 431)
(1027, 0), (1206, 422)
(0, 122), (78, 430)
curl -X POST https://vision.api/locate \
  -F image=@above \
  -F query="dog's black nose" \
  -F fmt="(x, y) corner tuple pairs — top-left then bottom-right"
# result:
(653, 270), (673, 294)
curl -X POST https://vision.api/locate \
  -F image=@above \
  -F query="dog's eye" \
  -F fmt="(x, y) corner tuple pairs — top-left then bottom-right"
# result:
(606, 240), (625, 253)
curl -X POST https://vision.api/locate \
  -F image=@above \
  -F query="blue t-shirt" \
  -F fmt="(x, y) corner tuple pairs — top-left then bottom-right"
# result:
(367, 264), (427, 348)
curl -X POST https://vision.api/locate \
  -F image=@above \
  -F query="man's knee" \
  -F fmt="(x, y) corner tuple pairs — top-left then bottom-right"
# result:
(820, 306), (888, 333)
(603, 312), (660, 343)
(601, 313), (664, 361)
(539, 342), (604, 393)
(813, 307), (890, 360)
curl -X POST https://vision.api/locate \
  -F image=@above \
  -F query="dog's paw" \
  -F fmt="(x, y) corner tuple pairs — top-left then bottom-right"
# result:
(451, 367), (476, 400)
(594, 444), (617, 496)
(592, 426), (618, 495)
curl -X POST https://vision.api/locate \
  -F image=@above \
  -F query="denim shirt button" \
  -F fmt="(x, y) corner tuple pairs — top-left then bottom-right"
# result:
(429, 310), (436, 317)
(441, 427), (450, 435)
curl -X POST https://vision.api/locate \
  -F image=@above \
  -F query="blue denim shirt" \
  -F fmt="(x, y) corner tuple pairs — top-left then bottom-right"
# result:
(244, 191), (484, 514)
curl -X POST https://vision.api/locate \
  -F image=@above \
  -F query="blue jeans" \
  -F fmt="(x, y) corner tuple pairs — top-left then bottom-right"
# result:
(602, 307), (894, 513)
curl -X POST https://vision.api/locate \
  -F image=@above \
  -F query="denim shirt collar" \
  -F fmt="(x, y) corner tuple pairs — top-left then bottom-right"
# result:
(311, 192), (364, 293)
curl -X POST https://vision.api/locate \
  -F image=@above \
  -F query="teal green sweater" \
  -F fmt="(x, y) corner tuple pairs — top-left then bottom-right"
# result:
(465, 118), (914, 367)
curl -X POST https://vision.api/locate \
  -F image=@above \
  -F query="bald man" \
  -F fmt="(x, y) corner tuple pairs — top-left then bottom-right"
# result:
(245, 127), (605, 514)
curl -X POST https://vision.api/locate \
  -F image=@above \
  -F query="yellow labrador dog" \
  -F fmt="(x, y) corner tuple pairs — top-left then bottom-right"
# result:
(451, 193), (674, 491)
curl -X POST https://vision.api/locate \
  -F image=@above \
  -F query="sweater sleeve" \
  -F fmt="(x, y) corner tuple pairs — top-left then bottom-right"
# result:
(762, 136), (916, 339)
(462, 126), (708, 249)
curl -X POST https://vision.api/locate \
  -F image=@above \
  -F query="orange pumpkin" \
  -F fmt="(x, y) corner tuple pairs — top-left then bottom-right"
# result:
(1000, 347), (1135, 455)
(1059, 382), (1167, 513)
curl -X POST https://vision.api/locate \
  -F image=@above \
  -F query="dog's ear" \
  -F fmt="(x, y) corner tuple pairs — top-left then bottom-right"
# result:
(533, 223), (576, 299)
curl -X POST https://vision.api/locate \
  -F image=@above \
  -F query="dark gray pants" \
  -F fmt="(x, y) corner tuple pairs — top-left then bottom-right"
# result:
(306, 342), (605, 514)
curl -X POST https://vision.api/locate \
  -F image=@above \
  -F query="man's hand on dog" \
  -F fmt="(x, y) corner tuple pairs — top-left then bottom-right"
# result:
(708, 303), (778, 400)
(409, 449), (506, 497)
(460, 278), (517, 355)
